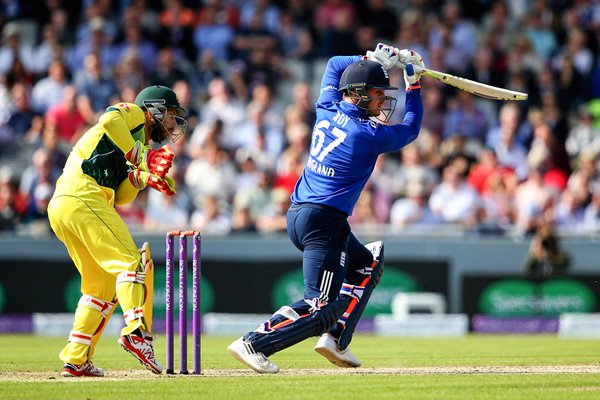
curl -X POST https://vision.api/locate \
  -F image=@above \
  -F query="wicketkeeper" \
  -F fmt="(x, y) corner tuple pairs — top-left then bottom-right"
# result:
(48, 85), (188, 377)
(228, 44), (425, 373)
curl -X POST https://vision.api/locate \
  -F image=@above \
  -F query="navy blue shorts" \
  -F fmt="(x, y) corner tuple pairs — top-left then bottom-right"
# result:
(286, 203), (373, 303)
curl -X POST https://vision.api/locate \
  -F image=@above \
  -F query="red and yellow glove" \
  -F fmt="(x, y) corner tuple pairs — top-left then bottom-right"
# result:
(125, 142), (175, 178)
(128, 169), (176, 196)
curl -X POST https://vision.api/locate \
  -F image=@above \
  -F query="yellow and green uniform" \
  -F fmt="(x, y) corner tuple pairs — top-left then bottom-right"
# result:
(48, 102), (150, 365)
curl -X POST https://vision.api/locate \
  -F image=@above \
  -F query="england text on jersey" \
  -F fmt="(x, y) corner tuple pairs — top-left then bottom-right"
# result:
(306, 157), (335, 177)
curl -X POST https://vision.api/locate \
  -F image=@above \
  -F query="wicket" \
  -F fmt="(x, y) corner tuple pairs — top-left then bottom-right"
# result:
(165, 230), (202, 375)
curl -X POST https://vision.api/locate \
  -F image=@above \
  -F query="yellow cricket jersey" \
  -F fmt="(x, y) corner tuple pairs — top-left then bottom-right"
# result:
(56, 102), (146, 205)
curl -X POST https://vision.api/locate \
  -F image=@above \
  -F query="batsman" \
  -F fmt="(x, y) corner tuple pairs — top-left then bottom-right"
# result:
(48, 85), (188, 377)
(228, 44), (424, 372)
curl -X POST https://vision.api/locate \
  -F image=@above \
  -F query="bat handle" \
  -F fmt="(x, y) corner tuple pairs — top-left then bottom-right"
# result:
(397, 61), (425, 75)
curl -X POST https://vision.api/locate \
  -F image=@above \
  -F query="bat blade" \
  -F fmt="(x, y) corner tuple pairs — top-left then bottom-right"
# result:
(420, 68), (528, 101)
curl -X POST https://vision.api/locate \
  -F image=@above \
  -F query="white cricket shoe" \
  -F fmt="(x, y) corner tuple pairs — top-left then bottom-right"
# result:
(61, 361), (104, 377)
(118, 333), (163, 374)
(315, 333), (361, 368)
(227, 337), (280, 374)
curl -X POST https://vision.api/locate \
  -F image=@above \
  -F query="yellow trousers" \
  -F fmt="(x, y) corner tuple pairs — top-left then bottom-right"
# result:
(48, 174), (147, 365)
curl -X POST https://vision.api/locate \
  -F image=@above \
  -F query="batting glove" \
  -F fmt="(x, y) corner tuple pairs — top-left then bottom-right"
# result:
(366, 43), (400, 70)
(128, 169), (177, 196)
(403, 64), (421, 91)
(397, 49), (426, 71)
(125, 142), (175, 178)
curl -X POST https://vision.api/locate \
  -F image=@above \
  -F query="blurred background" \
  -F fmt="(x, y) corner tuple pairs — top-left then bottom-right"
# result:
(2, 0), (600, 338)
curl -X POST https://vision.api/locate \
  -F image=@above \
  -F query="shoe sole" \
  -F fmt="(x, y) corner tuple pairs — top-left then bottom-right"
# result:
(314, 345), (360, 368)
(118, 338), (163, 374)
(227, 344), (279, 374)
(60, 371), (104, 377)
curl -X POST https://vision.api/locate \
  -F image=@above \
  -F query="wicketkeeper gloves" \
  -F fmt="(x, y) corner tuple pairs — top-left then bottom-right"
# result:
(128, 169), (176, 196)
(125, 142), (175, 178)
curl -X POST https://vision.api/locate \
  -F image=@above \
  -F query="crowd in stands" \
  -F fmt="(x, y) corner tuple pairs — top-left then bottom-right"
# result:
(2, 0), (600, 238)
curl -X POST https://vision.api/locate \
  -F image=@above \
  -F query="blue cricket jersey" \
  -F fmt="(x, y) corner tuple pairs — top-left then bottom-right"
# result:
(291, 56), (424, 216)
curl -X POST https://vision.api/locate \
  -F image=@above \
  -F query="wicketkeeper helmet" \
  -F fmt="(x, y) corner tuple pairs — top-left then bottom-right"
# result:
(135, 85), (188, 143)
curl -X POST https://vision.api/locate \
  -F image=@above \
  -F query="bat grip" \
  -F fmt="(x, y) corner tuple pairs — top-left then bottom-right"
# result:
(397, 61), (425, 75)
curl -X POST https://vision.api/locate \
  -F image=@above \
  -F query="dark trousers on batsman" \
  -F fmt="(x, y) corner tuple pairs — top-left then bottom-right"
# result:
(243, 203), (375, 356)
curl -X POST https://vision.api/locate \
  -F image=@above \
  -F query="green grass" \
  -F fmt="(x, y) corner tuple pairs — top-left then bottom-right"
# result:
(1, 334), (600, 399)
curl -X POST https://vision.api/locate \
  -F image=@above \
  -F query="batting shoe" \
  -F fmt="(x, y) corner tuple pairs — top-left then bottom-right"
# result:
(61, 361), (104, 377)
(315, 333), (361, 368)
(227, 337), (280, 374)
(118, 333), (163, 374)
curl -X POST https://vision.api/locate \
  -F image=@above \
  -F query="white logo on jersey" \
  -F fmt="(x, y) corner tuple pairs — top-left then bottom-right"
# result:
(103, 169), (109, 177)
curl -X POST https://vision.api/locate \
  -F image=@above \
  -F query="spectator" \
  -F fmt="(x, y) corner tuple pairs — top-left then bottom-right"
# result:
(44, 85), (87, 145)
(284, 82), (316, 129)
(190, 194), (232, 235)
(20, 180), (53, 235)
(193, 3), (236, 63)
(390, 180), (436, 231)
(523, 5), (557, 62)
(33, 22), (67, 75)
(0, 22), (36, 76)
(19, 147), (61, 205)
(313, 0), (355, 36)
(74, 52), (119, 124)
(392, 144), (438, 199)
(255, 187), (290, 233)
(172, 80), (200, 132)
(114, 49), (147, 93)
(553, 188), (586, 230)
(67, 17), (117, 73)
(144, 190), (189, 232)
(194, 77), (246, 151)
(492, 112), (529, 181)
(157, 0), (197, 60)
(0, 166), (25, 232)
(185, 141), (237, 206)
(234, 101), (284, 158)
(148, 47), (190, 90)
(319, 7), (360, 57)
(278, 11), (313, 60)
(443, 91), (490, 148)
(421, 84), (446, 139)
(467, 147), (514, 195)
(31, 59), (69, 113)
(582, 183), (600, 233)
(513, 147), (557, 235)
(357, 0), (398, 42)
(429, 163), (480, 228)
(233, 169), (274, 222)
(230, 204), (257, 233)
(567, 150), (599, 206)
(522, 221), (570, 277)
(428, 1), (478, 74)
(113, 24), (158, 75)
(1, 83), (43, 152)
(240, 0), (281, 34)
(479, 172), (516, 232)
(566, 104), (600, 161)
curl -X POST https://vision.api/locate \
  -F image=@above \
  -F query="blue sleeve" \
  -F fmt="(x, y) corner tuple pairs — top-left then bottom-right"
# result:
(376, 89), (424, 153)
(317, 55), (362, 106)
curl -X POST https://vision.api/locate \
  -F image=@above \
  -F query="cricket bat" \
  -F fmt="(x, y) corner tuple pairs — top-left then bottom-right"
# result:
(416, 66), (528, 101)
